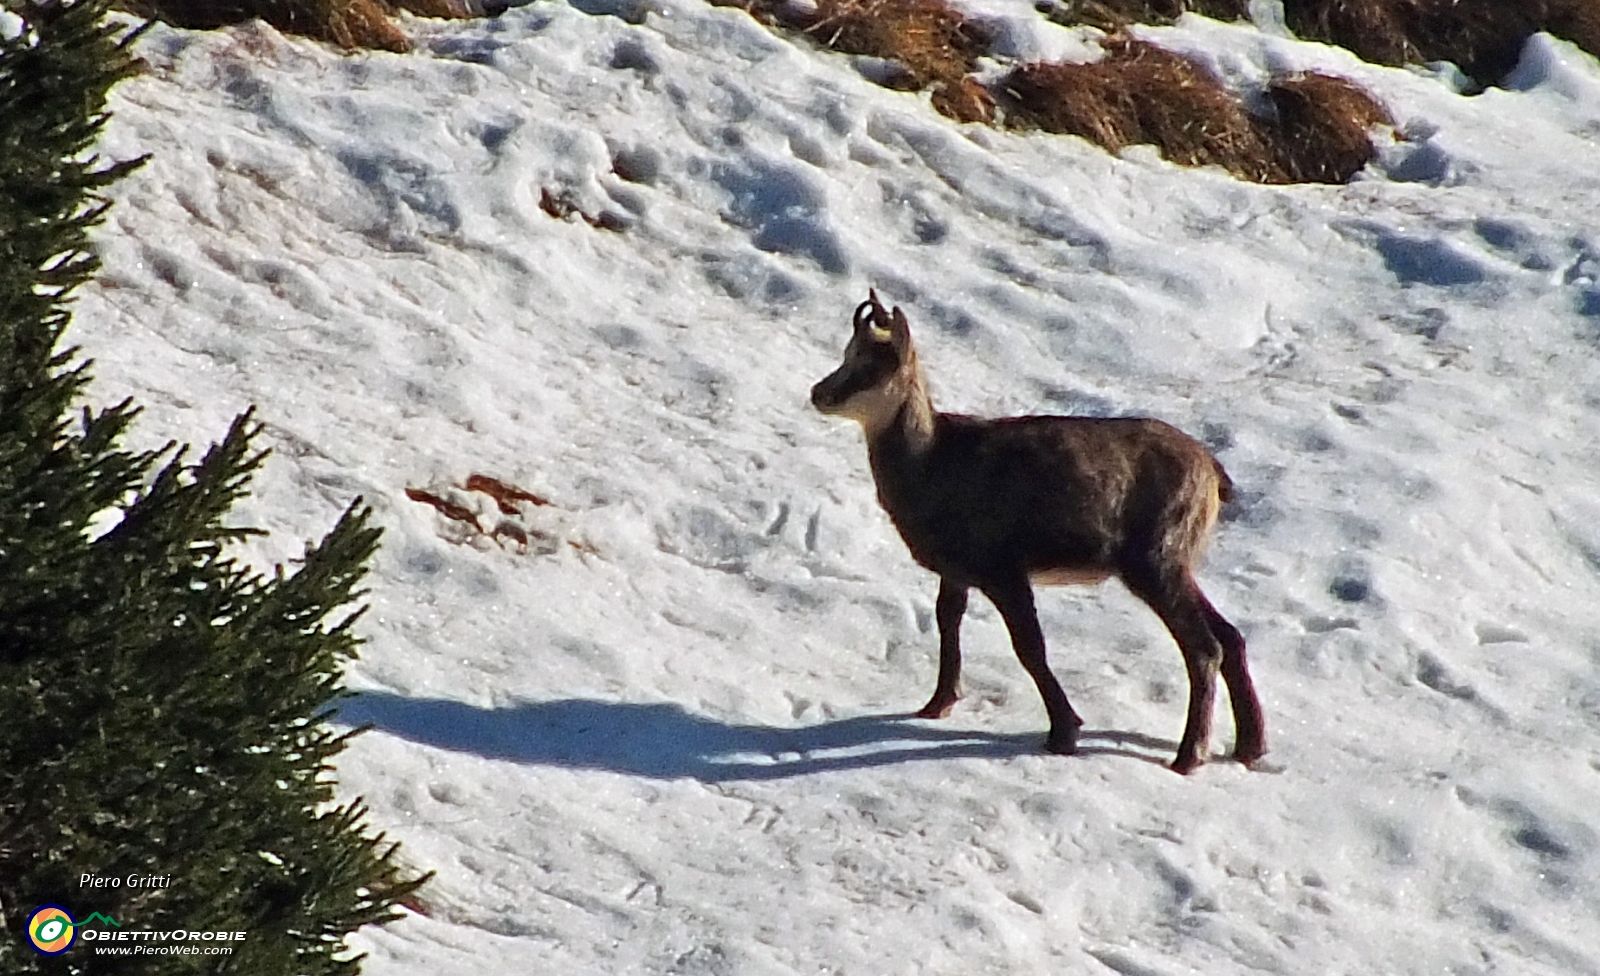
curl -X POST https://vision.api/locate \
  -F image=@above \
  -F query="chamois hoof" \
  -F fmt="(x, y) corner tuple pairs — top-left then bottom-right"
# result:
(1169, 752), (1205, 775)
(1232, 744), (1269, 768)
(1043, 730), (1079, 755)
(914, 698), (958, 719)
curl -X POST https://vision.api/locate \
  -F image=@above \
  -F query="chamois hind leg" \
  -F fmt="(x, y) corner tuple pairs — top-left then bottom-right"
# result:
(981, 577), (1083, 754)
(916, 578), (967, 719)
(1199, 595), (1267, 765)
(1123, 567), (1223, 774)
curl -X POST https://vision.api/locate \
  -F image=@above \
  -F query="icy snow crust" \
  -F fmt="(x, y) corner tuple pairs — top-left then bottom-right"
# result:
(81, 3), (1600, 973)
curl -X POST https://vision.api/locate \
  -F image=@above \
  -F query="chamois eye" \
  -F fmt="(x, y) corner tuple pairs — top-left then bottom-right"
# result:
(837, 361), (886, 397)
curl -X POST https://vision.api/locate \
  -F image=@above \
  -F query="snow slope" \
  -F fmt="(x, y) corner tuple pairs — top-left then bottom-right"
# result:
(78, 2), (1600, 972)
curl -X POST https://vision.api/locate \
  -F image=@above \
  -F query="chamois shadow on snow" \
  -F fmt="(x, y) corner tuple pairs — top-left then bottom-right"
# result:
(336, 693), (1175, 781)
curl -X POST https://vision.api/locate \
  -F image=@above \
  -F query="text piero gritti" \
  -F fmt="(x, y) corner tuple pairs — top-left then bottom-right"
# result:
(80, 873), (173, 889)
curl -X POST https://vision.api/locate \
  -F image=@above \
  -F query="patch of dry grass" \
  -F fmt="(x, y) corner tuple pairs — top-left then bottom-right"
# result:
(1039, 0), (1600, 90)
(132, 0), (1398, 185)
(724, 3), (1394, 184)
(999, 39), (1393, 184)
(392, 0), (486, 18)
(1036, 0), (1249, 32)
(117, 0), (490, 53)
(718, 0), (996, 121)
(1268, 71), (1393, 183)
(1282, 0), (1600, 89)
(999, 37), (1286, 182)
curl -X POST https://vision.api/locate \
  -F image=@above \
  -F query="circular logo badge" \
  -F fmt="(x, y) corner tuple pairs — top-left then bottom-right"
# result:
(27, 905), (76, 955)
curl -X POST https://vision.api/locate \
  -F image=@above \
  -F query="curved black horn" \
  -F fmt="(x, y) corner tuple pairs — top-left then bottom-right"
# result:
(853, 298), (876, 334)
(854, 290), (890, 335)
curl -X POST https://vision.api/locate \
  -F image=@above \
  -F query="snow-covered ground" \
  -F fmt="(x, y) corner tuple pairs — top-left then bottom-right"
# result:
(78, 2), (1600, 972)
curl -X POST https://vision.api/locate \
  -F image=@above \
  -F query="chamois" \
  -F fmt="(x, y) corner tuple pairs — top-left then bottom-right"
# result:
(810, 292), (1265, 774)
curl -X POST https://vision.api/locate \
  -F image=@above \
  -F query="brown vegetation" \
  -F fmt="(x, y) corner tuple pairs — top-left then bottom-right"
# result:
(116, 0), (491, 53)
(123, 0), (1414, 186)
(716, 0), (996, 121)
(392, 0), (485, 18)
(115, 0), (1593, 184)
(722, 0), (1392, 184)
(1036, 0), (1249, 32)
(1268, 71), (1393, 183)
(1041, 0), (1600, 89)
(1000, 39), (1392, 184)
(999, 37), (1285, 182)
(1281, 0), (1600, 89)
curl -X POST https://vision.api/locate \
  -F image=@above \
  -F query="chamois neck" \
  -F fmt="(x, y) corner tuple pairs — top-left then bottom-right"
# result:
(863, 359), (936, 455)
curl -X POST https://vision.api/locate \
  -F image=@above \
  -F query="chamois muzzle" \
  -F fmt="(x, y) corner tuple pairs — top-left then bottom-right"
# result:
(809, 376), (840, 412)
(811, 360), (876, 413)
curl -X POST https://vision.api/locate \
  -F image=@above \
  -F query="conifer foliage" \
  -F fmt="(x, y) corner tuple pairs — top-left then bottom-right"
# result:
(0, 2), (427, 971)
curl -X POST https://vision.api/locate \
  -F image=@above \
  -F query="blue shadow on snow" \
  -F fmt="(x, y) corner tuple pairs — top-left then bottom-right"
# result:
(336, 693), (1175, 781)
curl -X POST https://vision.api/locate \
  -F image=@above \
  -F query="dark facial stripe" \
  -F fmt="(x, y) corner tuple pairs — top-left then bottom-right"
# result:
(812, 342), (898, 409)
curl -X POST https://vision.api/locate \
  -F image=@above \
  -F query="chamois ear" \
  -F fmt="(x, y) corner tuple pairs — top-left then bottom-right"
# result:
(888, 307), (912, 357)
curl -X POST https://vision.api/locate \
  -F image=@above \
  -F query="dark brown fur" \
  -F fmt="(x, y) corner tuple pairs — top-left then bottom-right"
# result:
(812, 293), (1265, 773)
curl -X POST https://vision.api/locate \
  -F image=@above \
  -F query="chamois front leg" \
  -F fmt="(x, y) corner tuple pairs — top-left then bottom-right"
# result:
(981, 577), (1083, 755)
(916, 578), (967, 719)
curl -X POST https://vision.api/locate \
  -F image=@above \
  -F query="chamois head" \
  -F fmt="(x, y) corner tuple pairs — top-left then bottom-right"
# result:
(810, 291), (924, 435)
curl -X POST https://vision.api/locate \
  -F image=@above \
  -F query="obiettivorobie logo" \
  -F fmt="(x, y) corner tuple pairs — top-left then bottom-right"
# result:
(25, 905), (247, 957)
(25, 905), (116, 955)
